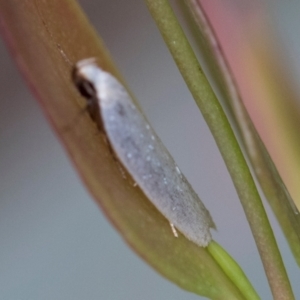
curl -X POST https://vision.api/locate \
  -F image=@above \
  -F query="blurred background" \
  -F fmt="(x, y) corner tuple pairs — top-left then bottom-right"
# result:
(0, 0), (300, 299)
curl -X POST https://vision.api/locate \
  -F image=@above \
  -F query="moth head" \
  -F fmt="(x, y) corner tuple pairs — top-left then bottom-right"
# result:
(72, 58), (98, 100)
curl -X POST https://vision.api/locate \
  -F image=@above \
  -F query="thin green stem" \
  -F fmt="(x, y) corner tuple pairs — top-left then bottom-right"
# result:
(208, 241), (260, 300)
(144, 0), (294, 299)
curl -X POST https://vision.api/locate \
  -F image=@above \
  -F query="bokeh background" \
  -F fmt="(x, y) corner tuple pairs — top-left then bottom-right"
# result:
(1, 0), (300, 299)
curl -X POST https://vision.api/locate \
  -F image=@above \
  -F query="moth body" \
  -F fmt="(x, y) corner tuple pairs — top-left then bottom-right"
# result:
(73, 59), (214, 247)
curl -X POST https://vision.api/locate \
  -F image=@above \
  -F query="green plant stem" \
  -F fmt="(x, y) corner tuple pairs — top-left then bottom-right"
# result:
(144, 0), (294, 299)
(208, 241), (260, 300)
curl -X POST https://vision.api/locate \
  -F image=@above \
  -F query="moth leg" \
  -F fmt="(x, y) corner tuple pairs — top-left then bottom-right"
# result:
(170, 223), (179, 238)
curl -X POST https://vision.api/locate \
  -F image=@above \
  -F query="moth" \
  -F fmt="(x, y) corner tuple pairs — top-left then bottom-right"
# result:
(72, 58), (215, 247)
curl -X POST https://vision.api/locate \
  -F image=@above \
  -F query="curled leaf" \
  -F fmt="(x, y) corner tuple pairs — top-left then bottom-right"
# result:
(0, 0), (248, 298)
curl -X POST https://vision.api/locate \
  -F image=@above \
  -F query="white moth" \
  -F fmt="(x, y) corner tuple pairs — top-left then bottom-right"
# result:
(73, 58), (215, 247)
